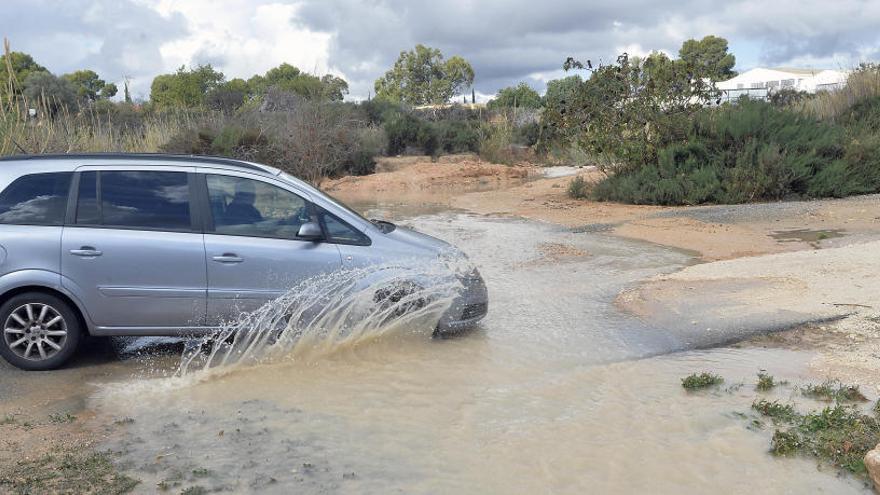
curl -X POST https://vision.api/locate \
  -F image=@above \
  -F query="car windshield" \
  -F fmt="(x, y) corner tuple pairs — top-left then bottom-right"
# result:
(279, 172), (374, 225)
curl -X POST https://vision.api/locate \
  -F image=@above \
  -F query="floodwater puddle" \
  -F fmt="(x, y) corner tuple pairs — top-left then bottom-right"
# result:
(771, 228), (846, 245)
(94, 345), (869, 494)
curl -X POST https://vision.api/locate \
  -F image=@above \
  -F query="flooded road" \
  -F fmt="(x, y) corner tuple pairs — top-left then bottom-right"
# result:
(2, 199), (873, 493)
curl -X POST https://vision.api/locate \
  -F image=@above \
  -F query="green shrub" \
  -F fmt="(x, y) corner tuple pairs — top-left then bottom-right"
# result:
(479, 122), (516, 165)
(801, 380), (869, 403)
(681, 372), (724, 390)
(591, 100), (879, 205)
(514, 122), (540, 147)
(756, 372), (776, 392)
(567, 176), (589, 199)
(435, 120), (481, 153)
(752, 399), (798, 423)
(383, 111), (424, 155)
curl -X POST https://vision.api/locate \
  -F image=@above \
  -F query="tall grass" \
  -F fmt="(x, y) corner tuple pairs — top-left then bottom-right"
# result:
(0, 104), (203, 155)
(797, 67), (880, 122)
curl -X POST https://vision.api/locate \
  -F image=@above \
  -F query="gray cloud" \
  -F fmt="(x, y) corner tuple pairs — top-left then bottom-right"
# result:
(2, 0), (878, 100)
(2, 0), (188, 96)
(296, 0), (880, 98)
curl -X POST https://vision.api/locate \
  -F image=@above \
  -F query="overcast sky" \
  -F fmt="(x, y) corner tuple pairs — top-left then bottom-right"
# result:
(2, 0), (879, 101)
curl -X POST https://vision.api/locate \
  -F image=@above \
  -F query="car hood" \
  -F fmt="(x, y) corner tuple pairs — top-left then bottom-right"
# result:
(383, 225), (453, 255)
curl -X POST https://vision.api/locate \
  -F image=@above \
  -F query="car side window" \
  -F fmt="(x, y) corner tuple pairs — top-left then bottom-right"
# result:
(0, 172), (72, 226)
(76, 171), (192, 231)
(319, 208), (370, 245)
(206, 175), (313, 240)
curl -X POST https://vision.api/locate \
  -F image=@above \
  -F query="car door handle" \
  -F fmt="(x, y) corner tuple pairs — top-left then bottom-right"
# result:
(69, 247), (102, 257)
(212, 254), (244, 264)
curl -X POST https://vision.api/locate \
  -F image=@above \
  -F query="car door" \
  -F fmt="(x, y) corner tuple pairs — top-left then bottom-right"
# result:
(61, 167), (208, 333)
(199, 171), (343, 325)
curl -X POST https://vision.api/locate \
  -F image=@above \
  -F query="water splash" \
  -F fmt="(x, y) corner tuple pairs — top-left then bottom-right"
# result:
(176, 256), (472, 377)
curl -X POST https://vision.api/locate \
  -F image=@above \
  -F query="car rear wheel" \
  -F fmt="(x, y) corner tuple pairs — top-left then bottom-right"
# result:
(0, 293), (81, 371)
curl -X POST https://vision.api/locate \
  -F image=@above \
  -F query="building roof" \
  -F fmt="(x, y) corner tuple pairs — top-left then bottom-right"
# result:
(767, 67), (826, 76)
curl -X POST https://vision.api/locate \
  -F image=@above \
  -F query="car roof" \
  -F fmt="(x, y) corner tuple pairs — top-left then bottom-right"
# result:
(0, 153), (282, 177)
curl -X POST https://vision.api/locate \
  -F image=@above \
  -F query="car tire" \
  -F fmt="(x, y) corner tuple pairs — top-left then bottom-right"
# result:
(0, 292), (82, 371)
(374, 281), (427, 319)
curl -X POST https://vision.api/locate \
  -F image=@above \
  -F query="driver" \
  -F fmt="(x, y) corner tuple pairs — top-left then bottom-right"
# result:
(224, 179), (263, 225)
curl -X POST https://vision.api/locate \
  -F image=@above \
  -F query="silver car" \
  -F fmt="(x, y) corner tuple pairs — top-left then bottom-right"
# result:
(0, 153), (487, 370)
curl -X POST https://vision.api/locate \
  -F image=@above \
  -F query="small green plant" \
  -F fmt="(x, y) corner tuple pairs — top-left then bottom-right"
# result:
(1, 414), (16, 425)
(755, 372), (776, 392)
(567, 176), (589, 199)
(2, 450), (139, 493)
(874, 399), (880, 418)
(681, 372), (724, 390)
(752, 400), (799, 423)
(801, 380), (868, 403)
(49, 412), (77, 424)
(191, 468), (211, 478)
(181, 486), (208, 495)
(770, 429), (802, 456)
(114, 417), (136, 425)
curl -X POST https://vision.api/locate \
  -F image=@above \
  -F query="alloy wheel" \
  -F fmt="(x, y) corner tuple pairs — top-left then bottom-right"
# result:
(3, 303), (68, 361)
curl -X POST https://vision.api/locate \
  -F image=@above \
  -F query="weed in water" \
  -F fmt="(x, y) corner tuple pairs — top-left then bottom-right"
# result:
(681, 372), (724, 390)
(756, 372), (776, 392)
(191, 468), (211, 479)
(770, 429), (802, 456)
(801, 380), (868, 403)
(752, 400), (800, 423)
(766, 404), (880, 479)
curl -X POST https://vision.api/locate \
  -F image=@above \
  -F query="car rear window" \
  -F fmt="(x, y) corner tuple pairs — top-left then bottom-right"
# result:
(0, 172), (72, 226)
(76, 171), (192, 231)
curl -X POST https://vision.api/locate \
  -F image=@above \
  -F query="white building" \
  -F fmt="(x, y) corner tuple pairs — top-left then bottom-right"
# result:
(716, 67), (849, 102)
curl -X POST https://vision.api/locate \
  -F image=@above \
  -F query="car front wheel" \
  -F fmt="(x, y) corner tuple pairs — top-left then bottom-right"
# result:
(0, 292), (81, 371)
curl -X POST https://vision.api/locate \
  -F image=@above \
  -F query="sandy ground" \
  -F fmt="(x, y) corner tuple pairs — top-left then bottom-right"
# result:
(455, 168), (880, 261)
(619, 242), (880, 390)
(333, 155), (880, 389)
(324, 154), (537, 207)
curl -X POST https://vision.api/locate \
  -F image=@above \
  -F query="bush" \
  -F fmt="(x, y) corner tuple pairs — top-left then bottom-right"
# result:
(382, 110), (425, 155)
(514, 122), (540, 147)
(478, 122), (517, 165)
(435, 120), (481, 153)
(567, 176), (589, 199)
(681, 372), (724, 390)
(590, 100), (878, 205)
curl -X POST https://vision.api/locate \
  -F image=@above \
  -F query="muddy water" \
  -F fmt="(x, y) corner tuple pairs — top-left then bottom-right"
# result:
(84, 212), (871, 494)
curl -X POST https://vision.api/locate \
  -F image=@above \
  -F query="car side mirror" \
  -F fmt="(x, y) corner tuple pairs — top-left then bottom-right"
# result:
(297, 222), (323, 241)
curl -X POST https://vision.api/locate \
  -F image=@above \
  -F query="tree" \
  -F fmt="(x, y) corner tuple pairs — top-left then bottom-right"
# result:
(206, 78), (248, 113)
(22, 71), (78, 114)
(150, 64), (225, 109)
(374, 44), (475, 105)
(320, 74), (349, 101)
(550, 51), (720, 169)
(62, 69), (117, 102)
(488, 82), (541, 110)
(678, 35), (736, 81)
(247, 63), (349, 101)
(1, 51), (46, 101)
